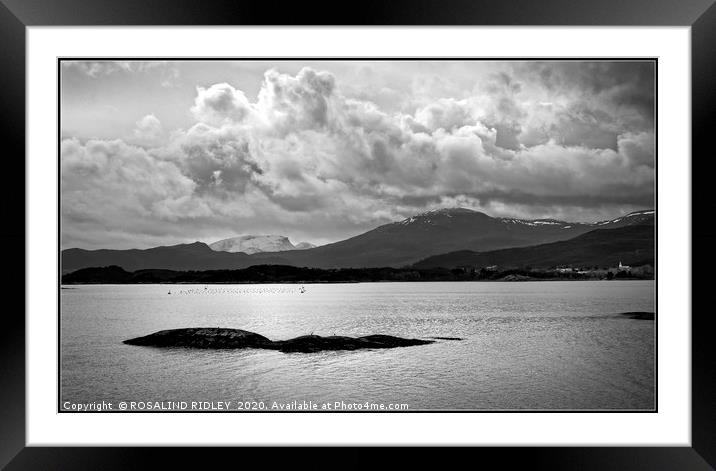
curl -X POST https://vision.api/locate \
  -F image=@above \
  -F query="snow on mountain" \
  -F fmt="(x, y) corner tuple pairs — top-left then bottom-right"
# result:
(397, 208), (482, 225)
(395, 207), (653, 231)
(294, 242), (317, 250)
(398, 208), (578, 228)
(592, 210), (655, 227)
(209, 235), (314, 254)
(499, 217), (573, 227)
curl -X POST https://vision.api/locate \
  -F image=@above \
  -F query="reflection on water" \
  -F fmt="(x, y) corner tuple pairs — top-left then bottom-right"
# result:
(60, 281), (655, 410)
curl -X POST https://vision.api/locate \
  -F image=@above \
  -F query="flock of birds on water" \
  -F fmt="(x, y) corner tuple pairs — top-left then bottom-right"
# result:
(168, 286), (306, 296)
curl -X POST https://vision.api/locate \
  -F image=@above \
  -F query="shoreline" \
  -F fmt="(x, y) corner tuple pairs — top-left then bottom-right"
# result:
(61, 264), (654, 285)
(61, 278), (654, 286)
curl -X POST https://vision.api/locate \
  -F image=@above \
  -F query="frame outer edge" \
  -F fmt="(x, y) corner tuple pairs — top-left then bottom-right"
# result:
(3, 0), (713, 467)
(692, 0), (716, 468)
(0, 0), (714, 25)
(0, 1), (26, 470)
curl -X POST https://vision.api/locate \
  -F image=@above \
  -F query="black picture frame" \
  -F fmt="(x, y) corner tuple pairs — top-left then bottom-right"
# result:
(2, 0), (713, 468)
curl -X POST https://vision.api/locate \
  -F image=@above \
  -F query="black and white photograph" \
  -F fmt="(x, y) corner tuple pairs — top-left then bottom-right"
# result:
(59, 59), (656, 412)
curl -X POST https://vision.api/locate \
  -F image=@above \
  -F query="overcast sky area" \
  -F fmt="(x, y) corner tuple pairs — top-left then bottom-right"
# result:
(60, 60), (655, 249)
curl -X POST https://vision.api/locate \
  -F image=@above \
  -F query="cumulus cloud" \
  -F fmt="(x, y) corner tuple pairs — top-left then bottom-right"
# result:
(61, 138), (212, 247)
(174, 123), (262, 195)
(131, 114), (164, 145)
(191, 83), (253, 125)
(61, 62), (655, 249)
(413, 98), (473, 132)
(256, 67), (336, 132)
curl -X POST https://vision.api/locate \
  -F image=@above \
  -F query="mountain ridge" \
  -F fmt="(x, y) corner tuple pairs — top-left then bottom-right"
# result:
(61, 208), (654, 272)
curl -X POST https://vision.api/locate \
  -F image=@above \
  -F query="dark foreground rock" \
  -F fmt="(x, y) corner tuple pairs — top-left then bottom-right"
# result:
(124, 328), (274, 349)
(124, 328), (434, 353)
(620, 311), (655, 320)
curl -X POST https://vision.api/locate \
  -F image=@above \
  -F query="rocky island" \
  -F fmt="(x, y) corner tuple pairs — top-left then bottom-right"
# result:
(123, 328), (438, 353)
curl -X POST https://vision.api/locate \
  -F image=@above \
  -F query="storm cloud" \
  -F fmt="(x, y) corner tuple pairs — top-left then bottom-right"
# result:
(61, 61), (655, 249)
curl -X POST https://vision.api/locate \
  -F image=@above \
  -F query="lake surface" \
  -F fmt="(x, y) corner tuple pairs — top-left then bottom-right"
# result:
(60, 281), (655, 411)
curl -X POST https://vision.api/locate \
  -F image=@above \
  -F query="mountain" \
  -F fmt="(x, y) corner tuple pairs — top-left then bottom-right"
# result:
(413, 221), (655, 269)
(209, 235), (314, 254)
(247, 208), (654, 268)
(61, 208), (654, 272)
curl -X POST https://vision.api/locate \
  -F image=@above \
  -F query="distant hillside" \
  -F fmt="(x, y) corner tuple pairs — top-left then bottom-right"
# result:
(61, 242), (289, 273)
(61, 264), (652, 285)
(62, 265), (135, 283)
(413, 222), (654, 269)
(61, 208), (654, 272)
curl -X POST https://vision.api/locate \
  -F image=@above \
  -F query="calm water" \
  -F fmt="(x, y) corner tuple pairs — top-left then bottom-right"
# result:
(60, 281), (655, 410)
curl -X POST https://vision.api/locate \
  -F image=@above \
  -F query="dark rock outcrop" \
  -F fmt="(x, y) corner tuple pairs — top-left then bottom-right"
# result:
(620, 311), (655, 320)
(124, 328), (434, 353)
(124, 328), (274, 349)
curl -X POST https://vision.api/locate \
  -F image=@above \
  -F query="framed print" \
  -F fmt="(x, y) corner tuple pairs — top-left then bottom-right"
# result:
(2, 0), (714, 468)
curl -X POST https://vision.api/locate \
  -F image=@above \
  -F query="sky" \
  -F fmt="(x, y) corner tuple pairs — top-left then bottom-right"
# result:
(60, 60), (655, 250)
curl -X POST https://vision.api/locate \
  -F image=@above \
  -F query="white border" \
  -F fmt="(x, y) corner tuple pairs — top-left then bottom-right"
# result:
(27, 26), (691, 446)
